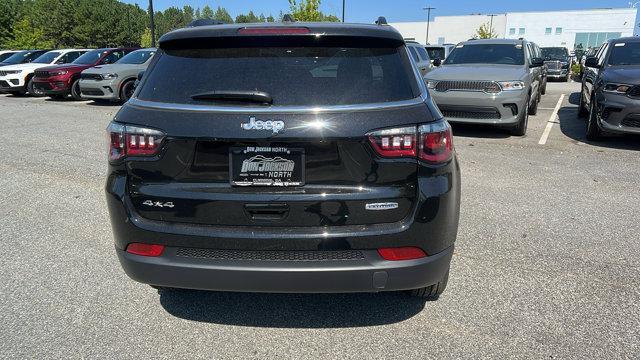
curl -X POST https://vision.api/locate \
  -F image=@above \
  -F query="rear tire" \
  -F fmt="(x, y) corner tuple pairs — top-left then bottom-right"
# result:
(409, 269), (449, 300)
(586, 97), (603, 141)
(70, 78), (83, 100)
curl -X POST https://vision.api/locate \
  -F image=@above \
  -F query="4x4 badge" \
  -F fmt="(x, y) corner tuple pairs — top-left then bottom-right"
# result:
(241, 117), (285, 134)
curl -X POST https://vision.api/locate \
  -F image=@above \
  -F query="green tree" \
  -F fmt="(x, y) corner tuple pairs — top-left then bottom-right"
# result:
(140, 28), (152, 48)
(288, 0), (339, 22)
(201, 5), (214, 20)
(195, 8), (201, 19)
(289, 0), (321, 21)
(0, 0), (29, 47)
(3, 17), (53, 49)
(474, 23), (497, 39)
(183, 5), (194, 25)
(236, 10), (259, 23)
(214, 6), (233, 23)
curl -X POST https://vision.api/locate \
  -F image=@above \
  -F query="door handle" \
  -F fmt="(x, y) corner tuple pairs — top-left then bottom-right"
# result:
(244, 203), (290, 221)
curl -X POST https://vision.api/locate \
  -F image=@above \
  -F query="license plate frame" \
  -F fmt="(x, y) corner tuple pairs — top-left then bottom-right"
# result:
(229, 146), (305, 187)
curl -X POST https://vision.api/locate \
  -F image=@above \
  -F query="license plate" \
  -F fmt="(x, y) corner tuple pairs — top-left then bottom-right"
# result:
(230, 146), (305, 186)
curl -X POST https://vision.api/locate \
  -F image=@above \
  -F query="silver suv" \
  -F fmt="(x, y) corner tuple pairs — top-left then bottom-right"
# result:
(426, 39), (545, 136)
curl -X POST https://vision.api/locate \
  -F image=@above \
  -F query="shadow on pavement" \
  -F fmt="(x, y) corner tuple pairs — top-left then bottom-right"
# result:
(558, 93), (640, 151)
(86, 100), (122, 107)
(159, 289), (427, 328)
(450, 123), (511, 139)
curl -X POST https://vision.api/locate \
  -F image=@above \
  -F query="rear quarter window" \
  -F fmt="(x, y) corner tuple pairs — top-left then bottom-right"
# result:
(138, 45), (419, 106)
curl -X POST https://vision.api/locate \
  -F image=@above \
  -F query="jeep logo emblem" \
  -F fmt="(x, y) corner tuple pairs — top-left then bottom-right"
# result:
(241, 117), (285, 134)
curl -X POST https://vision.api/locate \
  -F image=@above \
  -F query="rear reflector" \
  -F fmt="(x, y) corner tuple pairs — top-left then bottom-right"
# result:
(126, 243), (165, 257)
(378, 247), (427, 261)
(238, 27), (310, 35)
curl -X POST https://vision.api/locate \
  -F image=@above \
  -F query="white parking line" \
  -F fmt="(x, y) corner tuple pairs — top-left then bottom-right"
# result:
(538, 94), (565, 145)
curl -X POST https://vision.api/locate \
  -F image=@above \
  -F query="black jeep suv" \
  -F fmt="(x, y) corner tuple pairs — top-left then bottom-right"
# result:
(106, 20), (461, 299)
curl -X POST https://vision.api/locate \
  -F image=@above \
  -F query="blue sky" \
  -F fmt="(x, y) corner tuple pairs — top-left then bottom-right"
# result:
(124, 0), (632, 23)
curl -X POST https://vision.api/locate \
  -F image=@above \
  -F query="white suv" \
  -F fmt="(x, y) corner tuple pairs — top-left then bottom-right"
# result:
(0, 49), (88, 96)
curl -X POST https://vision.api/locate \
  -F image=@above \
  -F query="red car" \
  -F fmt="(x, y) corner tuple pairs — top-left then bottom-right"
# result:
(33, 48), (138, 100)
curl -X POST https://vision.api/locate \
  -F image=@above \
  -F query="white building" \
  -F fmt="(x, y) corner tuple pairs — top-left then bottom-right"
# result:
(390, 8), (638, 51)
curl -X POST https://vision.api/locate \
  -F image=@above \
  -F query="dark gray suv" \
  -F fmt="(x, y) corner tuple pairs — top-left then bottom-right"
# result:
(579, 37), (640, 140)
(106, 20), (461, 299)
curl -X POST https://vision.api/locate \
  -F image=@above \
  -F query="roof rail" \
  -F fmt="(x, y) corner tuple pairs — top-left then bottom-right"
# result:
(282, 14), (295, 22)
(375, 16), (388, 25)
(187, 19), (225, 27)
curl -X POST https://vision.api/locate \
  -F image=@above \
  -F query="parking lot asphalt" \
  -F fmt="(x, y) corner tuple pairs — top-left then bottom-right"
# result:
(0, 82), (639, 359)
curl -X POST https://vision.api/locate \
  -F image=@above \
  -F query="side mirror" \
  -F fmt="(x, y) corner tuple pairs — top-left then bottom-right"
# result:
(137, 71), (144, 81)
(433, 58), (442, 67)
(585, 56), (600, 68)
(530, 57), (544, 68)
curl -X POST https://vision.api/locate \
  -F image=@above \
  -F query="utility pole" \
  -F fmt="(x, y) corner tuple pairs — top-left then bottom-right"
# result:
(149, 0), (156, 47)
(488, 14), (497, 38)
(342, 0), (346, 22)
(423, 6), (435, 44)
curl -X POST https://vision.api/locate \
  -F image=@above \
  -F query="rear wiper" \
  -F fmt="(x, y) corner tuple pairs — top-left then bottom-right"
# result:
(191, 90), (273, 105)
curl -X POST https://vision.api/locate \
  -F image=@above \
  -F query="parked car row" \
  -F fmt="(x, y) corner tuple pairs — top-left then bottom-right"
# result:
(0, 47), (156, 103)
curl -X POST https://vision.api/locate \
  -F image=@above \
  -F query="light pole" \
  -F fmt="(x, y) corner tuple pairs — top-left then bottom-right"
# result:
(149, 0), (156, 47)
(488, 14), (497, 38)
(342, 0), (346, 22)
(423, 6), (435, 44)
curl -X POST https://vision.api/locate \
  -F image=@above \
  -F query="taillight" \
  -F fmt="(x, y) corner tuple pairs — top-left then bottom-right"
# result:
(378, 247), (427, 261)
(418, 121), (453, 164)
(107, 122), (165, 161)
(238, 27), (310, 35)
(126, 243), (165, 257)
(367, 121), (453, 164)
(367, 126), (416, 158)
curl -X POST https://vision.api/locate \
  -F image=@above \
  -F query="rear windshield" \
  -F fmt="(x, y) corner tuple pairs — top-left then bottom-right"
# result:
(426, 47), (445, 60)
(117, 49), (155, 65)
(445, 44), (524, 65)
(608, 42), (640, 66)
(541, 47), (569, 60)
(138, 46), (418, 106)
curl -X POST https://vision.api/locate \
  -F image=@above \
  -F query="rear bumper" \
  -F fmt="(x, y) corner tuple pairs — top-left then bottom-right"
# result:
(116, 245), (454, 293)
(106, 157), (461, 293)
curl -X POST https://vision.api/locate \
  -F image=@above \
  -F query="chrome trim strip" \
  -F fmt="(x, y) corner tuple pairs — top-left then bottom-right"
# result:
(127, 96), (425, 114)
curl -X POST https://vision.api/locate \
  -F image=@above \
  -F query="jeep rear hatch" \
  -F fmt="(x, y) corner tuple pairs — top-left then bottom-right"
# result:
(116, 30), (435, 228)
